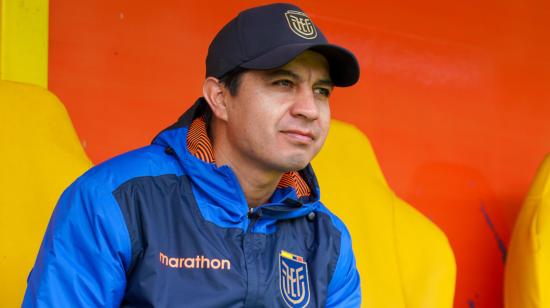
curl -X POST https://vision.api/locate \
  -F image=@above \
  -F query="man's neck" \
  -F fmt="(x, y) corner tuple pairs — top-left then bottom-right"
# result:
(205, 118), (284, 208)
(213, 144), (282, 208)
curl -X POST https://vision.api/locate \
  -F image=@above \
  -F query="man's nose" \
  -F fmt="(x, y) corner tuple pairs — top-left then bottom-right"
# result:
(289, 87), (320, 120)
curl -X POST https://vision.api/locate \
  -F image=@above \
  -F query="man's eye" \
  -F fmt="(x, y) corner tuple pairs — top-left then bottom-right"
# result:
(314, 87), (331, 98)
(274, 80), (293, 87)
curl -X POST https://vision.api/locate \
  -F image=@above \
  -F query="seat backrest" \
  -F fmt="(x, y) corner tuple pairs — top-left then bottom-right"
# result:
(312, 120), (456, 308)
(505, 154), (550, 308)
(0, 80), (92, 306)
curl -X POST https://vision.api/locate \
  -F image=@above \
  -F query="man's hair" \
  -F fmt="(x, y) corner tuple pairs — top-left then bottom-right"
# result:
(218, 67), (249, 96)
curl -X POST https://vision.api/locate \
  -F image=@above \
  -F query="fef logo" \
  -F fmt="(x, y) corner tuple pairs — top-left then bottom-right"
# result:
(284, 10), (317, 40)
(279, 250), (310, 307)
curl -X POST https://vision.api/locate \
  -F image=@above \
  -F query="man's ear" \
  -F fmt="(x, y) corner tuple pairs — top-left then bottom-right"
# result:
(203, 77), (229, 122)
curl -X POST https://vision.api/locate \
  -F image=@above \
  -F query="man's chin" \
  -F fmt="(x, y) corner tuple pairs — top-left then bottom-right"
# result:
(274, 155), (311, 173)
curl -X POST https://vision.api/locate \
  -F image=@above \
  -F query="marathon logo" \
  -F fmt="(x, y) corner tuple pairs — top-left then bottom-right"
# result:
(159, 252), (231, 270)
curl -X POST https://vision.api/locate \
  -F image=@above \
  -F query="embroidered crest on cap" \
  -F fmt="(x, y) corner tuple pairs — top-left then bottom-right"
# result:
(279, 250), (311, 307)
(284, 10), (318, 40)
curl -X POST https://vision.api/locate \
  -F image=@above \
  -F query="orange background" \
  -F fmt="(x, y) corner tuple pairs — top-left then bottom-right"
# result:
(49, 1), (550, 307)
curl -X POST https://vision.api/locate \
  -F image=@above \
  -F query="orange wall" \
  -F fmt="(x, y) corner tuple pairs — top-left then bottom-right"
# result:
(49, 1), (550, 307)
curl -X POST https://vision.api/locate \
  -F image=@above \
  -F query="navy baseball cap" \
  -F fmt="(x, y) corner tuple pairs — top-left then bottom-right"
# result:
(206, 3), (360, 87)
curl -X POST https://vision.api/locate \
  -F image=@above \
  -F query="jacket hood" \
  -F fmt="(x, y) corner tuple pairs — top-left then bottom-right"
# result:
(151, 98), (321, 223)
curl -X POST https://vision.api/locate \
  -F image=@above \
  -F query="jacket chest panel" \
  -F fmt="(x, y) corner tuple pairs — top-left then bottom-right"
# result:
(114, 174), (335, 307)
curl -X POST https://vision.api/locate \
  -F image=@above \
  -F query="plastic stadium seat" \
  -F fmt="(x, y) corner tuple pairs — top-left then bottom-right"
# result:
(0, 80), (92, 306)
(505, 154), (550, 308)
(312, 120), (456, 308)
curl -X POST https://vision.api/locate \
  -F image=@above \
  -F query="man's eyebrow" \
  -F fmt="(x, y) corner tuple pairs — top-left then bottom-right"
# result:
(316, 79), (334, 88)
(264, 69), (334, 87)
(264, 69), (300, 80)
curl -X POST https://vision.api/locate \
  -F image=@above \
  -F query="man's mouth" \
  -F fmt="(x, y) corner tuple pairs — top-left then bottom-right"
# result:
(281, 129), (315, 143)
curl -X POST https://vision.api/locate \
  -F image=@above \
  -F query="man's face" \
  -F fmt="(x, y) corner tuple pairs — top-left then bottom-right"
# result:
(222, 50), (333, 173)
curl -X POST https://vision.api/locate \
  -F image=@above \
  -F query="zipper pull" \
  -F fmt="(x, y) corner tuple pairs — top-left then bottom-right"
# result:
(247, 207), (261, 219)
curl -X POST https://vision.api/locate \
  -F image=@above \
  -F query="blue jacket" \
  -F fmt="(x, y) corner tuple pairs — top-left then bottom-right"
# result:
(23, 99), (361, 307)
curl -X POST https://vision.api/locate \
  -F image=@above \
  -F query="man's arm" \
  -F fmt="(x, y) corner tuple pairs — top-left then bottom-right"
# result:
(23, 177), (132, 307)
(326, 225), (361, 307)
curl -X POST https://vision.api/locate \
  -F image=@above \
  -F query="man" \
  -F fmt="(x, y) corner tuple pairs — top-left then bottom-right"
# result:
(24, 3), (361, 307)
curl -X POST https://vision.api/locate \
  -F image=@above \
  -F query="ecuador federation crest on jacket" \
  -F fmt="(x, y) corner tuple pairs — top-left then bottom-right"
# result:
(279, 250), (311, 307)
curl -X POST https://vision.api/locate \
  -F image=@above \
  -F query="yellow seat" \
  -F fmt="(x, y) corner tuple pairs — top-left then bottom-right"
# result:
(0, 80), (92, 306)
(505, 154), (550, 308)
(312, 120), (456, 308)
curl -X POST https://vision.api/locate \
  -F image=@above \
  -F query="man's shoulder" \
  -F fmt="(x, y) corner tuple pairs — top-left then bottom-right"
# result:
(74, 145), (182, 195)
(314, 202), (351, 237)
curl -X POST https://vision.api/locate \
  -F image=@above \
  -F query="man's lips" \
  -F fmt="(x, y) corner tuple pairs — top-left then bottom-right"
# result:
(281, 129), (315, 143)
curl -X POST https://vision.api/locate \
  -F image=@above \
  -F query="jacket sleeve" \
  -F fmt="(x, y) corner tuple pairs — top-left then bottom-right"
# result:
(22, 176), (132, 307)
(326, 225), (361, 307)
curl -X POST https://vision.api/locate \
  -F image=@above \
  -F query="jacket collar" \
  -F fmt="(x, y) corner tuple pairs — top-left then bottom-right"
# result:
(152, 98), (321, 221)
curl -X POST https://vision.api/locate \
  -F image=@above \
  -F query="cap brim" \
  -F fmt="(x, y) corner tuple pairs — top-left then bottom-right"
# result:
(240, 43), (360, 87)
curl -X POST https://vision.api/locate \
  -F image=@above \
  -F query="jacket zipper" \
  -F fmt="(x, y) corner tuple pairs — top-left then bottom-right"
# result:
(243, 207), (261, 307)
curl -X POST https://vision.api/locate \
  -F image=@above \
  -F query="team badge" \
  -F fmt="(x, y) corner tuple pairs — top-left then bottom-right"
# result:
(284, 10), (318, 40)
(279, 250), (310, 307)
